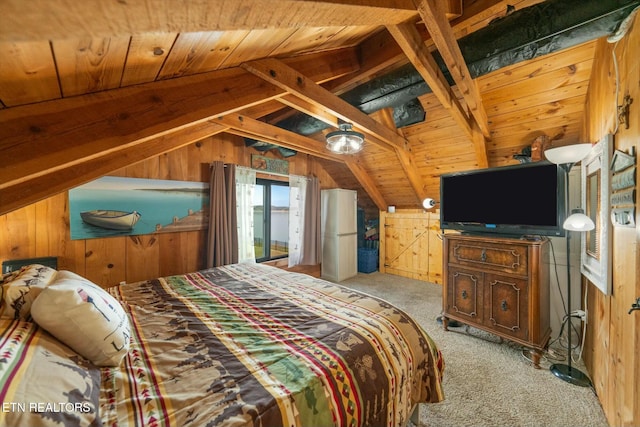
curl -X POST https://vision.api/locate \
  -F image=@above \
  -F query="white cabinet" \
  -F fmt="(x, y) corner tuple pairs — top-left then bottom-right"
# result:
(321, 189), (357, 282)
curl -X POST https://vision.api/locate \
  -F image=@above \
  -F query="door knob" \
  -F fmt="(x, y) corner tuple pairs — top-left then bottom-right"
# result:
(629, 297), (640, 314)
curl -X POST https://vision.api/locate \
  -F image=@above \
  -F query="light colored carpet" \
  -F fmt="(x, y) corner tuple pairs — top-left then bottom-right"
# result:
(339, 272), (609, 427)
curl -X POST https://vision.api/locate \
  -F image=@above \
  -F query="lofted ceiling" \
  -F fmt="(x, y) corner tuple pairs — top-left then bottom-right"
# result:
(1, 0), (637, 216)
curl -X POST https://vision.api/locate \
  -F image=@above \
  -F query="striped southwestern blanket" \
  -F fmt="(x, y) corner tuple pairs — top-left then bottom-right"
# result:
(105, 264), (444, 426)
(0, 263), (444, 427)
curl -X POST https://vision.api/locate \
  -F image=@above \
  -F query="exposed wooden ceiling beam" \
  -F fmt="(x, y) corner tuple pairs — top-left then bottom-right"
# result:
(0, 50), (359, 215)
(242, 58), (427, 205)
(236, 100), (290, 121)
(0, 0), (419, 42)
(471, 120), (490, 168)
(1, 67), (270, 193)
(215, 114), (344, 162)
(243, 58), (431, 205)
(346, 161), (388, 210)
(413, 0), (491, 140)
(324, 0), (504, 97)
(242, 58), (409, 152)
(278, 95), (339, 128)
(386, 22), (472, 138)
(273, 96), (422, 209)
(0, 49), (357, 185)
(386, 21), (489, 168)
(215, 113), (388, 208)
(371, 108), (427, 203)
(0, 121), (228, 216)
(277, 94), (399, 156)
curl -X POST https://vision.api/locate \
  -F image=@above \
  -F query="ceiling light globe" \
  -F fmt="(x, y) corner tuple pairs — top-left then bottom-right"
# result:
(326, 123), (364, 154)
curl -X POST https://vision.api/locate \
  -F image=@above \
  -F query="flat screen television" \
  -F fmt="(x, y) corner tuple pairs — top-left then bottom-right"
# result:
(440, 161), (566, 237)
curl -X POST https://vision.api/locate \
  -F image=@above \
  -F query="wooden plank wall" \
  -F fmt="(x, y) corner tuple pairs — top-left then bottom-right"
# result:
(582, 12), (639, 427)
(408, 40), (597, 199)
(0, 133), (339, 288)
(379, 209), (442, 284)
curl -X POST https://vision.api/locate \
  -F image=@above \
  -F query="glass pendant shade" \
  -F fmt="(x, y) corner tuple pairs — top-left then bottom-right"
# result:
(326, 123), (364, 154)
(544, 143), (592, 165)
(563, 209), (595, 231)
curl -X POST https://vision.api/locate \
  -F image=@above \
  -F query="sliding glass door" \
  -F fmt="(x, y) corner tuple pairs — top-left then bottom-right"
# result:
(253, 179), (289, 262)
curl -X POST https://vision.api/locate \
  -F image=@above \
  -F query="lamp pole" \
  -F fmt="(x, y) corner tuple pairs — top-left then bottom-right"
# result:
(549, 165), (592, 387)
(544, 143), (593, 387)
(563, 204), (575, 376)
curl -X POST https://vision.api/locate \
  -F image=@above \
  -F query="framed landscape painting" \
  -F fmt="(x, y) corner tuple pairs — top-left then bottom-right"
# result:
(69, 176), (209, 240)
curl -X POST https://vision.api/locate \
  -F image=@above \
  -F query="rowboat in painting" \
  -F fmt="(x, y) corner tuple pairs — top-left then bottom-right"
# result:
(80, 210), (141, 230)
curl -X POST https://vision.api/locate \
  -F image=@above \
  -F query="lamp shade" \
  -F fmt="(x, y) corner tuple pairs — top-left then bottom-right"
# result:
(422, 198), (436, 209)
(544, 143), (592, 165)
(563, 209), (595, 231)
(326, 123), (364, 154)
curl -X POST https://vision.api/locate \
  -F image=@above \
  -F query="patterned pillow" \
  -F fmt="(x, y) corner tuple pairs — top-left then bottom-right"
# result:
(1, 269), (22, 284)
(0, 264), (58, 320)
(31, 271), (130, 367)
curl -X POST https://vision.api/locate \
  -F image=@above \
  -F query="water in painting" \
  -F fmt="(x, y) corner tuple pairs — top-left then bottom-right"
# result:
(69, 176), (209, 240)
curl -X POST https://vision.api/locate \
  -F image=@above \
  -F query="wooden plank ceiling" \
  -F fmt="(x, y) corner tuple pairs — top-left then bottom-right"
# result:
(0, 0), (597, 216)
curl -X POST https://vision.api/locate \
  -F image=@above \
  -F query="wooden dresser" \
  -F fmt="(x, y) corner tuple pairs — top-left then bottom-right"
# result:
(442, 234), (551, 367)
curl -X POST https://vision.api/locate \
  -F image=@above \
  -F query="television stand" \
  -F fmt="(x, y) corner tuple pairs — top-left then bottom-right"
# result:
(442, 234), (551, 368)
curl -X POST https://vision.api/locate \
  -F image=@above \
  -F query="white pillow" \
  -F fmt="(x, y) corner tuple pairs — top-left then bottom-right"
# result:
(31, 271), (130, 367)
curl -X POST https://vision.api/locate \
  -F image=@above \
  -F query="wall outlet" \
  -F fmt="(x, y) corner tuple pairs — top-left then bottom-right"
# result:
(572, 309), (587, 322)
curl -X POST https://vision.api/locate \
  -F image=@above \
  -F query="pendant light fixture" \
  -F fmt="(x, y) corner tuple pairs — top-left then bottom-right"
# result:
(326, 123), (364, 154)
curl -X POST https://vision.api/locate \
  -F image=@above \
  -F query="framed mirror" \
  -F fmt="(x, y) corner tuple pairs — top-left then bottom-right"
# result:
(580, 134), (612, 295)
(585, 170), (600, 258)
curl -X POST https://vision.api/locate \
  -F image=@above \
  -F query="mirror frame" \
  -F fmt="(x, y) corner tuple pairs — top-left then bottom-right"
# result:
(580, 134), (612, 295)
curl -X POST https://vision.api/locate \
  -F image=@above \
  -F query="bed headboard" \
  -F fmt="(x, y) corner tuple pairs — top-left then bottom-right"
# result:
(2, 256), (58, 274)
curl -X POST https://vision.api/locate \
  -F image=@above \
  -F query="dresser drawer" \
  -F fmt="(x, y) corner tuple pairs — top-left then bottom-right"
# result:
(448, 239), (528, 275)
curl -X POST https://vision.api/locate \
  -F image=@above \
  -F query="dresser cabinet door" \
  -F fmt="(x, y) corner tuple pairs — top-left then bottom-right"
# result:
(484, 274), (529, 341)
(447, 267), (482, 322)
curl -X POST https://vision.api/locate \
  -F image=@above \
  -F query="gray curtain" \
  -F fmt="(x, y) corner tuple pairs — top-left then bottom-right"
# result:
(300, 176), (321, 265)
(206, 161), (238, 268)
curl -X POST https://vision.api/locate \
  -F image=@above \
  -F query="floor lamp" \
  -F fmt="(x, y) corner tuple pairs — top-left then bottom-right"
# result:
(545, 143), (594, 387)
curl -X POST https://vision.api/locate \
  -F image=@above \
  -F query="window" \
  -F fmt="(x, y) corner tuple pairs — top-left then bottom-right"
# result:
(253, 179), (289, 262)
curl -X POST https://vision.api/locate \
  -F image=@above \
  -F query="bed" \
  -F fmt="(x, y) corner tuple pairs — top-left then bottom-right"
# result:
(0, 262), (444, 427)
